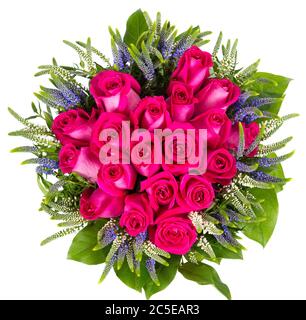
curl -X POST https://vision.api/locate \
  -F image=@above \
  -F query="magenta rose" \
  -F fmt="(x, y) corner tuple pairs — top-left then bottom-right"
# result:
(52, 108), (95, 147)
(90, 70), (141, 113)
(205, 148), (237, 185)
(80, 187), (124, 220)
(59, 144), (101, 183)
(167, 81), (197, 122)
(97, 163), (137, 196)
(131, 139), (161, 177)
(90, 112), (129, 157)
(162, 122), (198, 176)
(150, 215), (197, 255)
(132, 96), (171, 131)
(227, 122), (260, 157)
(191, 108), (232, 148)
(177, 174), (215, 211)
(194, 79), (241, 115)
(140, 171), (178, 211)
(171, 46), (213, 93)
(119, 193), (154, 236)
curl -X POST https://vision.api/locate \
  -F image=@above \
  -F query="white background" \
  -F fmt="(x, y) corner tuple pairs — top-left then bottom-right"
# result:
(0, 0), (306, 300)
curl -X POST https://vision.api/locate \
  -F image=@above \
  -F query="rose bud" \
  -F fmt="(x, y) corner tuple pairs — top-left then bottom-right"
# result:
(120, 193), (154, 237)
(59, 144), (101, 183)
(171, 46), (213, 93)
(89, 70), (141, 113)
(132, 96), (171, 131)
(80, 187), (125, 220)
(167, 81), (197, 122)
(194, 78), (240, 115)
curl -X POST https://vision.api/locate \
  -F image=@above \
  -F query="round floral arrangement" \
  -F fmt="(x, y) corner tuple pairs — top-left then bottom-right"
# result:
(9, 10), (296, 299)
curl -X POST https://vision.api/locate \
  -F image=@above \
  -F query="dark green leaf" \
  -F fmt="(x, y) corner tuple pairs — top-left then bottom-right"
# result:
(179, 262), (231, 300)
(143, 255), (181, 299)
(123, 9), (148, 46)
(242, 188), (278, 247)
(67, 220), (108, 265)
(114, 260), (149, 293)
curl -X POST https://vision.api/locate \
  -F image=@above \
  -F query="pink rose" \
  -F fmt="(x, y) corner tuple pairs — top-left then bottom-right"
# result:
(140, 171), (178, 211)
(90, 112), (129, 157)
(171, 46), (213, 93)
(167, 81), (197, 122)
(205, 148), (237, 185)
(195, 79), (240, 115)
(162, 122), (197, 176)
(59, 144), (101, 183)
(89, 70), (141, 113)
(97, 163), (137, 196)
(177, 175), (215, 211)
(131, 139), (161, 177)
(227, 122), (260, 157)
(80, 187), (124, 220)
(150, 215), (197, 255)
(191, 108), (232, 148)
(132, 96), (171, 131)
(119, 193), (154, 236)
(52, 108), (95, 147)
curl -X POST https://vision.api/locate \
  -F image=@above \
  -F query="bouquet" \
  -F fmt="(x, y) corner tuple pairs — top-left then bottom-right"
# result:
(9, 9), (297, 299)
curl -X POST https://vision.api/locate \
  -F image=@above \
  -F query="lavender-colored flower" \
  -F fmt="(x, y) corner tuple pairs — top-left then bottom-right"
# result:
(234, 107), (259, 123)
(112, 47), (125, 70)
(117, 242), (129, 260)
(42, 78), (84, 109)
(232, 93), (251, 113)
(36, 166), (55, 175)
(116, 242), (129, 269)
(247, 97), (275, 109)
(135, 232), (147, 248)
(236, 161), (257, 173)
(222, 225), (240, 247)
(37, 158), (59, 169)
(211, 212), (226, 224)
(226, 209), (242, 222)
(250, 171), (283, 183)
(133, 232), (147, 261)
(100, 227), (117, 248)
(172, 36), (194, 59)
(256, 156), (288, 168)
(145, 258), (160, 286)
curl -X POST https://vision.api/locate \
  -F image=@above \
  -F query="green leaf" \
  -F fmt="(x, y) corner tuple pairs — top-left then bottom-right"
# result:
(31, 102), (38, 114)
(67, 220), (108, 265)
(143, 255), (181, 299)
(246, 72), (291, 114)
(44, 112), (53, 129)
(194, 240), (243, 265)
(37, 174), (52, 195)
(211, 241), (243, 260)
(114, 260), (149, 293)
(123, 9), (148, 46)
(179, 262), (231, 300)
(242, 188), (279, 247)
(237, 122), (245, 158)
